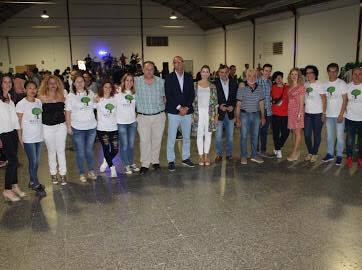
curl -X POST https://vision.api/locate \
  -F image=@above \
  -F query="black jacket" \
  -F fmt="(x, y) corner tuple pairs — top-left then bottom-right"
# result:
(165, 72), (195, 115)
(214, 77), (238, 120)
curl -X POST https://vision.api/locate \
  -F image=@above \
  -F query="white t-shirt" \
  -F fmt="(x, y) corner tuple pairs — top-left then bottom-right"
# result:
(95, 97), (117, 131)
(115, 91), (136, 124)
(0, 99), (20, 134)
(324, 79), (348, 118)
(304, 81), (325, 114)
(345, 82), (362, 121)
(15, 98), (43, 143)
(197, 86), (210, 110)
(65, 91), (97, 130)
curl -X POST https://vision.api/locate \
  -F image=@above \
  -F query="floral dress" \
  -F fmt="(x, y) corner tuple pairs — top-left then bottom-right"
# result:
(288, 85), (305, 130)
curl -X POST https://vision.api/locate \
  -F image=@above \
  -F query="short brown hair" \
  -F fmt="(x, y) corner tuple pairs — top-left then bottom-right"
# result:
(98, 80), (116, 98)
(120, 73), (135, 94)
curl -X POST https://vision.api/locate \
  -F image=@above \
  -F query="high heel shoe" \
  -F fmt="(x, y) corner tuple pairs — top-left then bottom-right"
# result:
(287, 152), (300, 162)
(3, 190), (20, 202)
(12, 184), (26, 198)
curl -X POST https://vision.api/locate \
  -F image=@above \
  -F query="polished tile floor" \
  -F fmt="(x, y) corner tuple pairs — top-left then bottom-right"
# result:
(0, 130), (361, 270)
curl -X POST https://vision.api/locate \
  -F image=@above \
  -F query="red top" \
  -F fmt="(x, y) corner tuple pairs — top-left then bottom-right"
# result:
(271, 84), (288, 116)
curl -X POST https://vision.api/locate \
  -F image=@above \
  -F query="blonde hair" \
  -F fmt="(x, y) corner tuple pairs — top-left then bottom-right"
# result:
(246, 69), (257, 81)
(38, 75), (65, 99)
(120, 73), (135, 94)
(287, 68), (304, 86)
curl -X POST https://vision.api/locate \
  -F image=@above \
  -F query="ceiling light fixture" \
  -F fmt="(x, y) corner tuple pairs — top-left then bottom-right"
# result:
(41, 10), (49, 19)
(169, 11), (177, 20)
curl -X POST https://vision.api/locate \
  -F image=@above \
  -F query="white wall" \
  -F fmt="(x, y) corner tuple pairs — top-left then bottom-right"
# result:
(205, 0), (360, 80)
(297, 4), (360, 80)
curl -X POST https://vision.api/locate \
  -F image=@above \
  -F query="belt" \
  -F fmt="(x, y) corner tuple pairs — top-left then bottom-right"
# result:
(137, 110), (164, 116)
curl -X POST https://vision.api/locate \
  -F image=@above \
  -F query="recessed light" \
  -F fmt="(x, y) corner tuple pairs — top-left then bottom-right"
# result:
(32, 25), (60, 29)
(41, 10), (49, 19)
(169, 11), (177, 20)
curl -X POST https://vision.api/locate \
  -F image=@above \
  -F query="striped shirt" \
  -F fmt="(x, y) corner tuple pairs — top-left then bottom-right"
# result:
(236, 84), (264, 113)
(135, 75), (165, 114)
(257, 77), (272, 116)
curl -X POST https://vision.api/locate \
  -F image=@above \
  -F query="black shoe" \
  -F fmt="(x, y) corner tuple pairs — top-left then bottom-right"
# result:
(168, 162), (176, 172)
(139, 167), (149, 175)
(182, 159), (195, 168)
(152, 164), (161, 170)
(34, 184), (46, 196)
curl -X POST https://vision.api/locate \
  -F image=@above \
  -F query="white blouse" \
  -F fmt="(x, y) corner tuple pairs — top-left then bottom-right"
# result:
(0, 99), (20, 134)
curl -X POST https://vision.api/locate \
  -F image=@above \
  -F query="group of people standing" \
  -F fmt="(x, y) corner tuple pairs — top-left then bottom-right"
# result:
(0, 55), (361, 202)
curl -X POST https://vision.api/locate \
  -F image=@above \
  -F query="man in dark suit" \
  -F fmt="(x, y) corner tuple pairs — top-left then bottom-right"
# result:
(214, 64), (238, 162)
(165, 56), (195, 171)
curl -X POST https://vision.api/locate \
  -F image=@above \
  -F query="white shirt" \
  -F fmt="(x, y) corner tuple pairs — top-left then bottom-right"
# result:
(221, 78), (229, 100)
(115, 91), (136, 124)
(304, 81), (325, 114)
(176, 71), (184, 92)
(345, 82), (362, 121)
(65, 91), (97, 130)
(0, 99), (20, 134)
(324, 78), (348, 118)
(96, 97), (117, 132)
(16, 98), (44, 143)
(197, 86), (210, 110)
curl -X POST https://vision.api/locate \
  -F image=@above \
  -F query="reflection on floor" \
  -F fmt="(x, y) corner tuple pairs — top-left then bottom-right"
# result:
(0, 131), (361, 270)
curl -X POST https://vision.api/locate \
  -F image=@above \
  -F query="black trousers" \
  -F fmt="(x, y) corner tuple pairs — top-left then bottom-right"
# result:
(97, 130), (119, 167)
(271, 115), (290, 151)
(0, 130), (18, 190)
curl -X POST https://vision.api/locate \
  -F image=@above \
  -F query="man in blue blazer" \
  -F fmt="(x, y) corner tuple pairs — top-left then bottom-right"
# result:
(214, 65), (238, 162)
(165, 56), (195, 171)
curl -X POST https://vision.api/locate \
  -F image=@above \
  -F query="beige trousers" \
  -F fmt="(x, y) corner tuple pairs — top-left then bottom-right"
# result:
(137, 112), (166, 168)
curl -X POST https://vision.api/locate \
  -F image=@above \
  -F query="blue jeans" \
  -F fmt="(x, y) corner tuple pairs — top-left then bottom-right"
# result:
(23, 142), (42, 186)
(304, 113), (323, 155)
(118, 122), (137, 166)
(326, 117), (345, 157)
(167, 113), (191, 162)
(345, 119), (362, 158)
(240, 112), (260, 158)
(72, 128), (96, 175)
(215, 114), (234, 156)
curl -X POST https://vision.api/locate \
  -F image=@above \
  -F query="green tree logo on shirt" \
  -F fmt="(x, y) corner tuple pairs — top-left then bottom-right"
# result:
(105, 103), (115, 113)
(32, 107), (42, 119)
(327, 86), (336, 96)
(351, 89), (361, 100)
(306, 87), (313, 95)
(81, 96), (91, 106)
(125, 94), (134, 103)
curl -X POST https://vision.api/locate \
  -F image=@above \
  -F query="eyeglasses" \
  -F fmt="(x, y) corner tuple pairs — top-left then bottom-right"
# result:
(306, 71), (314, 75)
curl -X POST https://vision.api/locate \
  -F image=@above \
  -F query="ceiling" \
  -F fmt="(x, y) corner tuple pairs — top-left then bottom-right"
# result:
(0, 0), (335, 30)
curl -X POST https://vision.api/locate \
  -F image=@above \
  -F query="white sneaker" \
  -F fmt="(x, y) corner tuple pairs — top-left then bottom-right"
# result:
(110, 166), (117, 178)
(125, 165), (133, 175)
(273, 149), (277, 156)
(130, 164), (140, 172)
(99, 158), (108, 173)
(276, 150), (282, 159)
(88, 171), (97, 180)
(79, 174), (87, 183)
